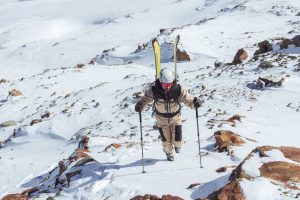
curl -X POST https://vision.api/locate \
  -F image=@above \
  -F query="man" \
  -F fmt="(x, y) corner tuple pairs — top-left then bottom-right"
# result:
(135, 68), (201, 161)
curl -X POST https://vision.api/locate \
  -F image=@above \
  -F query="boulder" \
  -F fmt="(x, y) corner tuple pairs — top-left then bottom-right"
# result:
(214, 130), (245, 152)
(8, 89), (23, 97)
(280, 39), (292, 49)
(291, 35), (300, 47)
(231, 49), (248, 65)
(254, 40), (272, 55)
(176, 49), (190, 61)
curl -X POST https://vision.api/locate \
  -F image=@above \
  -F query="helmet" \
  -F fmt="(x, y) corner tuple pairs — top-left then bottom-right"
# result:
(159, 68), (174, 83)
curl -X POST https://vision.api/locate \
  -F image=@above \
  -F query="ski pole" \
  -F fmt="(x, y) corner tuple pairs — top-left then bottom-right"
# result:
(195, 108), (203, 168)
(139, 112), (146, 173)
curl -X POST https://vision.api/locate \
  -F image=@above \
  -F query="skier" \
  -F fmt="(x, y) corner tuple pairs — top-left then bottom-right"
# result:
(135, 68), (201, 161)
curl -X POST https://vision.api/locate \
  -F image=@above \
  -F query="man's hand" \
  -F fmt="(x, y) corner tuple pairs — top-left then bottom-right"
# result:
(193, 97), (201, 108)
(135, 101), (143, 112)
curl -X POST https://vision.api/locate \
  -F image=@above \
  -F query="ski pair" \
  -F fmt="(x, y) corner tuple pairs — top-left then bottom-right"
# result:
(152, 35), (180, 82)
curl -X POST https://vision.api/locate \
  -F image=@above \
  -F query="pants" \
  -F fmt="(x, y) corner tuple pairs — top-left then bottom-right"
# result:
(155, 114), (182, 154)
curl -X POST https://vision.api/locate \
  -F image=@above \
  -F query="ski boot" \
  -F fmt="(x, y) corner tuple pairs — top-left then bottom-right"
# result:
(175, 147), (181, 153)
(166, 153), (174, 161)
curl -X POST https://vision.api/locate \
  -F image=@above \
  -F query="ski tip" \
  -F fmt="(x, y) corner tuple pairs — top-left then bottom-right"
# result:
(152, 38), (158, 45)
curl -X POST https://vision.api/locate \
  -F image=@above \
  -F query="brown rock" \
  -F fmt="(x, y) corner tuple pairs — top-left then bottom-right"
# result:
(260, 161), (300, 183)
(75, 149), (90, 160)
(214, 130), (245, 152)
(41, 111), (51, 119)
(8, 89), (23, 97)
(226, 114), (242, 124)
(162, 195), (184, 200)
(176, 49), (190, 61)
(30, 119), (42, 126)
(231, 49), (248, 65)
(216, 167), (227, 173)
(204, 181), (245, 200)
(279, 146), (300, 162)
(2, 187), (39, 200)
(131, 194), (161, 200)
(254, 40), (272, 55)
(280, 39), (292, 49)
(105, 143), (122, 151)
(0, 79), (8, 84)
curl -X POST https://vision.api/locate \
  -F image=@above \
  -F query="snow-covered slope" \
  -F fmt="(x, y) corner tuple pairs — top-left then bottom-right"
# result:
(0, 0), (299, 199)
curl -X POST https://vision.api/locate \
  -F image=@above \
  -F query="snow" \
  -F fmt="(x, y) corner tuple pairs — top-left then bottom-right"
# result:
(0, 0), (300, 199)
(240, 177), (282, 200)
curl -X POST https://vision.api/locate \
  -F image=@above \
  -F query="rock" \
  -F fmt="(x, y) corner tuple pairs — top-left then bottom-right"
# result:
(257, 77), (285, 88)
(176, 49), (190, 61)
(254, 40), (272, 55)
(292, 35), (300, 47)
(201, 146), (300, 200)
(0, 79), (8, 84)
(0, 120), (17, 127)
(2, 187), (39, 200)
(231, 48), (248, 65)
(41, 111), (51, 119)
(280, 39), (292, 49)
(8, 89), (23, 97)
(131, 194), (161, 200)
(105, 143), (122, 151)
(186, 183), (201, 189)
(297, 12), (300, 16)
(216, 167), (227, 173)
(131, 194), (184, 200)
(203, 180), (245, 200)
(214, 130), (245, 152)
(260, 161), (300, 183)
(75, 63), (85, 68)
(30, 119), (42, 126)
(258, 61), (274, 69)
(226, 114), (242, 123)
(89, 57), (97, 65)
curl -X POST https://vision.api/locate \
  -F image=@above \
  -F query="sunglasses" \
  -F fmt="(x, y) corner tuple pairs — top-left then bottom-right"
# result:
(161, 83), (173, 88)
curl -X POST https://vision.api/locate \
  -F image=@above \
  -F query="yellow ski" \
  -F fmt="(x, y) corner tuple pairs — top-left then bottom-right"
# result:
(174, 35), (180, 83)
(152, 38), (161, 80)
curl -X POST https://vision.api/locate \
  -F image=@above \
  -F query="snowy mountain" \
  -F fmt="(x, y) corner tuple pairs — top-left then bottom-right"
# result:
(0, 0), (299, 199)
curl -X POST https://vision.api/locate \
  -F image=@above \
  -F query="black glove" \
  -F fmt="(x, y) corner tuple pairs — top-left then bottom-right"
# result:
(135, 101), (143, 112)
(193, 97), (201, 108)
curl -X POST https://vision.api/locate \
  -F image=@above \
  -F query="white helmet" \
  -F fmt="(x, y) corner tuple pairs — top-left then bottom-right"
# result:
(159, 68), (174, 83)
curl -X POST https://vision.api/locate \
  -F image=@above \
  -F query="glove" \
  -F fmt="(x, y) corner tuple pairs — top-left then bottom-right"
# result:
(135, 101), (143, 112)
(193, 97), (201, 108)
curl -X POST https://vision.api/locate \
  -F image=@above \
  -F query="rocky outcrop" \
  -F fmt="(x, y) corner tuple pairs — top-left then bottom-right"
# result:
(279, 35), (300, 49)
(131, 194), (184, 200)
(2, 187), (38, 200)
(200, 146), (300, 200)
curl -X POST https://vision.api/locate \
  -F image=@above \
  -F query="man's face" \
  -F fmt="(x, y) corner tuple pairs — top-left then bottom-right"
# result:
(161, 82), (173, 91)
